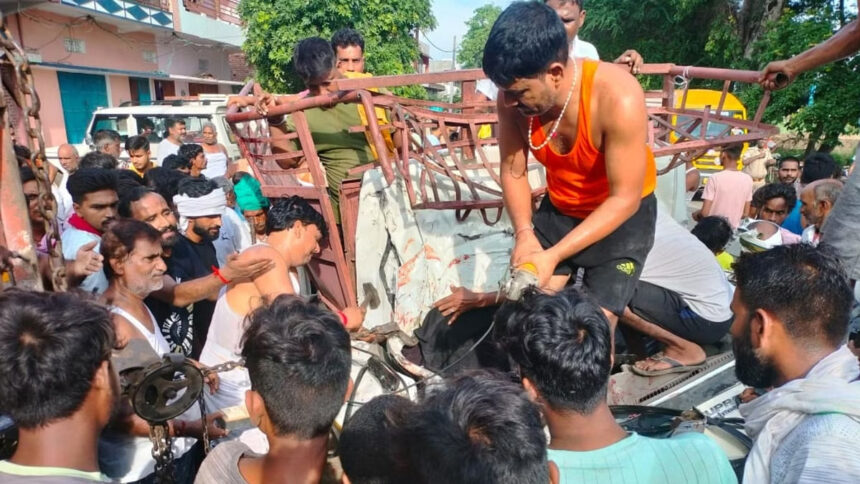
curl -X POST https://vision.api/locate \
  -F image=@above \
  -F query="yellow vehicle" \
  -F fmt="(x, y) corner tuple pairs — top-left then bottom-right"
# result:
(672, 89), (748, 171)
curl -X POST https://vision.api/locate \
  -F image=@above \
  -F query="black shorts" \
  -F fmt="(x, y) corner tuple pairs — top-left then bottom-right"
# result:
(628, 281), (732, 345)
(533, 194), (657, 316)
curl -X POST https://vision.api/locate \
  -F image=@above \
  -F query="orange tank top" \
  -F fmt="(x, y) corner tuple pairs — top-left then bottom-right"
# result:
(529, 59), (657, 219)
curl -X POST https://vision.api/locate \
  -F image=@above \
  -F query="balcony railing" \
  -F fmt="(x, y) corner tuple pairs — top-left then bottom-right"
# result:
(184, 0), (241, 25)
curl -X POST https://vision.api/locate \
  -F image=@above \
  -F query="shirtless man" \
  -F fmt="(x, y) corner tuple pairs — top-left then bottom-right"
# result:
(484, 2), (657, 325)
(199, 196), (362, 452)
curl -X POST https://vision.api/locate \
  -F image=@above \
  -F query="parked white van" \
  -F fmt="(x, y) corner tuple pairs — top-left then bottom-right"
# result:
(45, 95), (239, 169)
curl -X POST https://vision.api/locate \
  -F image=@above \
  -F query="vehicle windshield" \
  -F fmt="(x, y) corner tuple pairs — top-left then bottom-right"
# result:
(677, 111), (744, 139)
(89, 114), (212, 144)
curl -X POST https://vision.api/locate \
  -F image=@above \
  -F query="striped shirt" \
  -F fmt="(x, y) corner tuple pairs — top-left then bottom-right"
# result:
(770, 412), (860, 483)
(548, 432), (737, 484)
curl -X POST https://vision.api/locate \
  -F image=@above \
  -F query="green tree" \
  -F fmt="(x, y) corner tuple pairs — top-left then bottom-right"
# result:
(581, 0), (859, 152)
(239, 0), (436, 94)
(457, 4), (502, 68)
(740, 4), (860, 153)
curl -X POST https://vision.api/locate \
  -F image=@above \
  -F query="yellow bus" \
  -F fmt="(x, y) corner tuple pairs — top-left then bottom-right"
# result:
(673, 89), (748, 171)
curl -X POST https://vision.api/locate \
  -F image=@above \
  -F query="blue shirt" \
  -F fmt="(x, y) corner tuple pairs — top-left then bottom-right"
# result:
(782, 202), (803, 235)
(60, 226), (108, 294)
(548, 432), (737, 484)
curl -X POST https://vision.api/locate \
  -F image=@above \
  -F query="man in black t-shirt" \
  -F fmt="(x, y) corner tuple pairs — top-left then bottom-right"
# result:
(172, 177), (228, 358)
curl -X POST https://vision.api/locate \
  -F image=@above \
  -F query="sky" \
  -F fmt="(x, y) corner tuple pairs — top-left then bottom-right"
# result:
(424, 0), (513, 62)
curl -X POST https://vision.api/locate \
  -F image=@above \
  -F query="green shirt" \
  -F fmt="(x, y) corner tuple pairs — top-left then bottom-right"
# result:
(290, 103), (374, 222)
(0, 460), (110, 483)
(547, 432), (737, 484)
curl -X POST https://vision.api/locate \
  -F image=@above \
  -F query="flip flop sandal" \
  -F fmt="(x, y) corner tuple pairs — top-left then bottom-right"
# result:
(630, 353), (706, 377)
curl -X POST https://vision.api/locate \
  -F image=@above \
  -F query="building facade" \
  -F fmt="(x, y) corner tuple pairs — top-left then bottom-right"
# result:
(5, 0), (248, 146)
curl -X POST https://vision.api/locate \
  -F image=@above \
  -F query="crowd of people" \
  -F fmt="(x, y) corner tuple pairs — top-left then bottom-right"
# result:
(1, 0), (860, 483)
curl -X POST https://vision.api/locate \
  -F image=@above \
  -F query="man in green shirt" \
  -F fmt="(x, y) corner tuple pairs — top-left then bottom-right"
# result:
(264, 37), (375, 222)
(495, 287), (738, 484)
(0, 290), (117, 483)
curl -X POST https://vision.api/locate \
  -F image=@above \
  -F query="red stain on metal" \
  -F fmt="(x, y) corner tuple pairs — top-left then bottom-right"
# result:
(396, 252), (421, 289)
(447, 253), (472, 267)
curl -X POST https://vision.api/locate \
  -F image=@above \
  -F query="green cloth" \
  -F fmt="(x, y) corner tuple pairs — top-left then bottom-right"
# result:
(234, 175), (269, 212)
(289, 103), (374, 222)
(547, 432), (737, 484)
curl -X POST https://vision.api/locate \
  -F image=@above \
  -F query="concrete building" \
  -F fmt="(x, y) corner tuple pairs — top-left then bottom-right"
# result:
(3, 0), (247, 146)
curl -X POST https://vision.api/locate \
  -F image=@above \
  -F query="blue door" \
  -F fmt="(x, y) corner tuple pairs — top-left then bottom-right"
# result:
(132, 77), (152, 103)
(57, 71), (108, 144)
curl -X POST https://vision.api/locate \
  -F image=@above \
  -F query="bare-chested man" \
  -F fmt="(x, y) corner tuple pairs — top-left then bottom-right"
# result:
(198, 196), (362, 452)
(484, 2), (657, 326)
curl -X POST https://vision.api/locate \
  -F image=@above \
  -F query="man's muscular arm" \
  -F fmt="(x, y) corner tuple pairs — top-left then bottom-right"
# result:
(536, 64), (649, 275)
(498, 97), (543, 266)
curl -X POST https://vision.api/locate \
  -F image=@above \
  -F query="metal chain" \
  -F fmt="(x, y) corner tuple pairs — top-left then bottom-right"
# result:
(0, 21), (66, 291)
(198, 390), (211, 454)
(149, 423), (175, 484)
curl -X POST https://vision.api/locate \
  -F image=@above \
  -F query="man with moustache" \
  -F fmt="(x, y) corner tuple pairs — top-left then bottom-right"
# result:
(484, 2), (657, 325)
(731, 244), (860, 483)
(119, 186), (271, 355)
(98, 219), (226, 483)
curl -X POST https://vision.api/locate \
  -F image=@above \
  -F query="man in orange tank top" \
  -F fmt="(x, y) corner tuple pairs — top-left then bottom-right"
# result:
(484, 2), (657, 326)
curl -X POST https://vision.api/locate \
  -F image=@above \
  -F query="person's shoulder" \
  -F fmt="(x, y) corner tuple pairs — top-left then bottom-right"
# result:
(195, 441), (253, 484)
(641, 432), (737, 483)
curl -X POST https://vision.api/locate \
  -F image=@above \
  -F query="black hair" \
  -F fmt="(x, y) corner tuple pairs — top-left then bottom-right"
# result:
(14, 144), (31, 166)
(403, 370), (549, 483)
(495, 286), (611, 413)
(339, 395), (415, 484)
(116, 170), (144, 195)
(118, 186), (157, 218)
(331, 28), (365, 53)
(177, 143), (203, 163)
(293, 37), (336, 85)
(734, 244), (852, 348)
(266, 196), (328, 239)
(162, 154), (191, 172)
(145, 167), (188, 206)
(482, 2), (569, 88)
(778, 156), (800, 169)
(67, 168), (118, 204)
(177, 176), (218, 198)
(0, 289), (115, 429)
(101, 219), (164, 280)
(79, 151), (118, 170)
(231, 171), (251, 185)
(691, 216), (733, 253)
(801, 152), (838, 184)
(722, 144), (743, 161)
(93, 129), (121, 151)
(240, 295), (351, 439)
(752, 183), (797, 211)
(125, 135), (150, 152)
(19, 165), (36, 184)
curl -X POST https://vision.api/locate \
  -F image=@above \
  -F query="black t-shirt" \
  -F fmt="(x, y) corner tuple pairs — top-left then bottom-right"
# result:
(145, 235), (219, 359)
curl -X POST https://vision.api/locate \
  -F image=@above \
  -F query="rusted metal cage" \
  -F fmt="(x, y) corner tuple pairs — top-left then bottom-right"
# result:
(225, 65), (778, 311)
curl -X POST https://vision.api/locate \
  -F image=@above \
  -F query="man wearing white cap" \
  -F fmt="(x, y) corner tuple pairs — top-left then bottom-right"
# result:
(172, 176), (228, 358)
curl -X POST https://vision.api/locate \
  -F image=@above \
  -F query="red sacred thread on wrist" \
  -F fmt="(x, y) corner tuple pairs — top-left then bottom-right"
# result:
(337, 311), (348, 326)
(211, 266), (230, 284)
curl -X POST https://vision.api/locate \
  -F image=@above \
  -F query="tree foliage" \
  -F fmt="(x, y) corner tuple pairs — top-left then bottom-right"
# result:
(581, 0), (860, 151)
(239, 0), (436, 94)
(457, 4), (502, 69)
